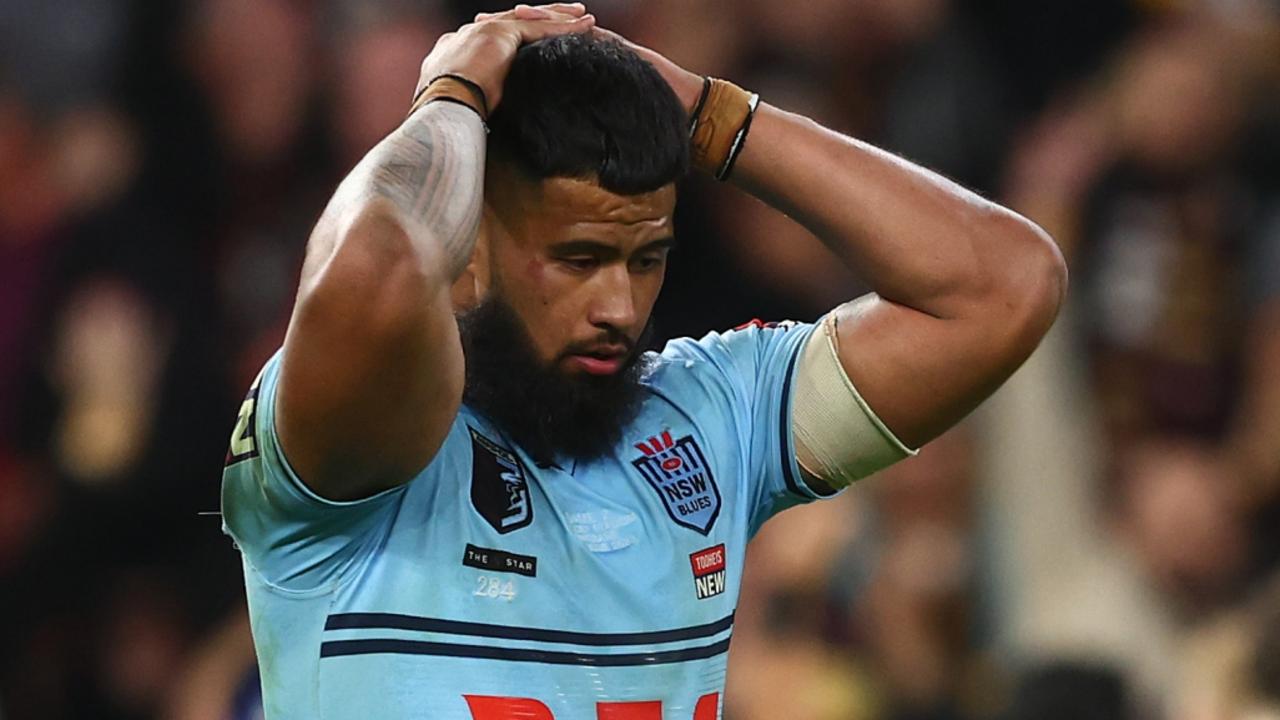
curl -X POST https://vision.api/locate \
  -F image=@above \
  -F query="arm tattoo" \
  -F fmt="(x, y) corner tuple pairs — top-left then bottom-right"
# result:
(361, 102), (486, 279)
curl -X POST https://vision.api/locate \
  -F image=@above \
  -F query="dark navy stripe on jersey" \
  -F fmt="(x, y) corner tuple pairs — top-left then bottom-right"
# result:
(319, 638), (732, 665)
(778, 345), (808, 498)
(778, 337), (838, 499)
(324, 612), (735, 646)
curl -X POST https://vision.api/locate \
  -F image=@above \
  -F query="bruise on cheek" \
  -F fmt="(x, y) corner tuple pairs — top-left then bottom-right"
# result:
(522, 256), (551, 307)
(524, 256), (544, 279)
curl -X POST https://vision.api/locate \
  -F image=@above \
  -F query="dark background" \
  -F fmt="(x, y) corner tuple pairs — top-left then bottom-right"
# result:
(1, 0), (1279, 718)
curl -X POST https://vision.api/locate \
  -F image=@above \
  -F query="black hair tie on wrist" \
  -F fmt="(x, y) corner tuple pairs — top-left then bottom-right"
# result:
(687, 76), (713, 137)
(428, 72), (491, 119)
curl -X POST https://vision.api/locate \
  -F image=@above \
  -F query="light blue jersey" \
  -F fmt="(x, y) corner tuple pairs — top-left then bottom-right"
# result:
(222, 320), (837, 719)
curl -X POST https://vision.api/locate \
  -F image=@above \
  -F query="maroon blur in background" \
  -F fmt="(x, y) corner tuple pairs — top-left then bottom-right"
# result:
(1, 0), (1279, 718)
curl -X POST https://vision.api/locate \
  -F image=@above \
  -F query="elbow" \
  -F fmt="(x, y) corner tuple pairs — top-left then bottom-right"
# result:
(1035, 222), (1069, 322)
(1016, 217), (1068, 327)
(983, 212), (1069, 357)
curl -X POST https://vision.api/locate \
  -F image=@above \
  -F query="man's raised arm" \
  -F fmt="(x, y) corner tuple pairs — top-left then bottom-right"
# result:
(729, 104), (1067, 448)
(275, 5), (595, 501)
(624, 39), (1066, 450)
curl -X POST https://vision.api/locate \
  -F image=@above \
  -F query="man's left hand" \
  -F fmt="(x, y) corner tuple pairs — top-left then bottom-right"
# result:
(592, 27), (703, 115)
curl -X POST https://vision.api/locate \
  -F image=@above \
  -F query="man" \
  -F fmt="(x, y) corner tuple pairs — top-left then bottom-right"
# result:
(221, 4), (1066, 718)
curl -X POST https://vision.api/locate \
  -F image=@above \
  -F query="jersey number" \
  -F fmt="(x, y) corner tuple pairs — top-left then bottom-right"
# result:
(225, 373), (262, 466)
(230, 397), (256, 454)
(473, 575), (517, 601)
(464, 693), (719, 719)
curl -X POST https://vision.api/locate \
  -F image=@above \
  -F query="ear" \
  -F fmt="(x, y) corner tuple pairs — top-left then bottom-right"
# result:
(451, 207), (494, 311)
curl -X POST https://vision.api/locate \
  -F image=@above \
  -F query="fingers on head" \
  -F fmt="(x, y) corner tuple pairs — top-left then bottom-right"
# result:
(520, 13), (595, 40)
(513, 5), (551, 20)
(469, 15), (595, 41)
(519, 3), (587, 18)
(515, 3), (587, 15)
(476, 3), (587, 21)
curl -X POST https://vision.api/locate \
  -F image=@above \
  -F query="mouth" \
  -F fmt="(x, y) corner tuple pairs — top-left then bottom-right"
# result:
(563, 345), (630, 376)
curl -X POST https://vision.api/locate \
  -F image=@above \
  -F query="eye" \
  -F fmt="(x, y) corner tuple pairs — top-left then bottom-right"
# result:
(630, 253), (666, 273)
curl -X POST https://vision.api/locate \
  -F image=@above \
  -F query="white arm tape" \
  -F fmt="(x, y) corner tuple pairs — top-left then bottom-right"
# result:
(793, 313), (917, 490)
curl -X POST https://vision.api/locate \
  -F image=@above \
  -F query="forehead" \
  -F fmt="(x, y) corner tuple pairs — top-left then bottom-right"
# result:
(541, 177), (675, 223)
(493, 173), (677, 245)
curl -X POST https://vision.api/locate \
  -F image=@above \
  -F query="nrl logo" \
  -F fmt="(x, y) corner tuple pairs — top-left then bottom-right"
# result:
(469, 427), (533, 534)
(631, 431), (721, 535)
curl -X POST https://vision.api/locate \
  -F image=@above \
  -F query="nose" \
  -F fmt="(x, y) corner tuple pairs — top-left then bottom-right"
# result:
(587, 265), (637, 332)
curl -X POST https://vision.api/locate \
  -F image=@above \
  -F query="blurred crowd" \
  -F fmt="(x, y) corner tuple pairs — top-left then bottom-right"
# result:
(1, 0), (1278, 718)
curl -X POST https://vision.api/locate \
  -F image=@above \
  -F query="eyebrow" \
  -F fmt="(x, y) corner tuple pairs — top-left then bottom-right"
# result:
(548, 237), (677, 258)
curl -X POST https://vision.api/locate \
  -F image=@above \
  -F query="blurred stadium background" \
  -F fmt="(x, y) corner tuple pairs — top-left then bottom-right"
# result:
(2, 0), (1280, 717)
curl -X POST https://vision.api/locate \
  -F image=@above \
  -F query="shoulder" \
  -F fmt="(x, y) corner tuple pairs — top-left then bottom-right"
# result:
(639, 331), (733, 390)
(647, 320), (810, 371)
(655, 320), (803, 363)
(640, 320), (816, 399)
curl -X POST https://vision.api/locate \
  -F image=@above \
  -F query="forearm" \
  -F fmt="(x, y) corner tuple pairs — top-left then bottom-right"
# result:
(319, 101), (486, 283)
(730, 104), (1054, 319)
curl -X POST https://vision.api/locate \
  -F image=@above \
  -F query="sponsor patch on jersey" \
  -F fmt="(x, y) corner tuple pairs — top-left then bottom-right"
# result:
(462, 543), (537, 577)
(469, 427), (533, 534)
(690, 544), (727, 600)
(631, 430), (722, 535)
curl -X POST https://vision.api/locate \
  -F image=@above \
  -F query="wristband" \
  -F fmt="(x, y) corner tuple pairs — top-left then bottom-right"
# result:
(688, 78), (759, 181)
(716, 91), (759, 181)
(408, 73), (490, 124)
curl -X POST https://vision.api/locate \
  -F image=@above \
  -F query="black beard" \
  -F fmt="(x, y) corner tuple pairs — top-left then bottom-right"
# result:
(457, 298), (654, 466)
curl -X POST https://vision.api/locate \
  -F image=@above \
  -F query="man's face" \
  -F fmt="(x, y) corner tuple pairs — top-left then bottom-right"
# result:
(452, 167), (676, 464)
(471, 166), (677, 374)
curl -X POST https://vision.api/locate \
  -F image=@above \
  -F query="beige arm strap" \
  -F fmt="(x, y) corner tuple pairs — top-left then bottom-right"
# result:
(793, 313), (917, 490)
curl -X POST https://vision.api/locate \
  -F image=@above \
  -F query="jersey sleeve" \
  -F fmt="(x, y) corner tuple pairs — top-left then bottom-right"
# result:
(220, 351), (407, 593)
(660, 319), (836, 536)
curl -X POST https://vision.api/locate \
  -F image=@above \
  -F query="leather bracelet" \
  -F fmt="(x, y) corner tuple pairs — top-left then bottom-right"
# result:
(688, 78), (758, 181)
(408, 73), (489, 124)
(716, 91), (759, 181)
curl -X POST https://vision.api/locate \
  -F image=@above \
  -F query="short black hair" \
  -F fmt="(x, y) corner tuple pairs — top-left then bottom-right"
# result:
(488, 33), (689, 195)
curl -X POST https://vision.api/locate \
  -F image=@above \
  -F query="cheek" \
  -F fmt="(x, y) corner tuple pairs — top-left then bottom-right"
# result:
(511, 258), (579, 354)
(636, 272), (665, 315)
(522, 257), (552, 307)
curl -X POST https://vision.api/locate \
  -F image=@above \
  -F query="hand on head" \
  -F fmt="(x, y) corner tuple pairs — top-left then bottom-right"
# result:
(415, 4), (596, 112)
(588, 26), (703, 115)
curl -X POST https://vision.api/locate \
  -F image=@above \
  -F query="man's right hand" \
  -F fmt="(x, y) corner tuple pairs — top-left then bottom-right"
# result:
(416, 3), (596, 112)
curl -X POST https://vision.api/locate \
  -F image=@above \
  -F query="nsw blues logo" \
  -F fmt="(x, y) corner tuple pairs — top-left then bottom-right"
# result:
(632, 431), (721, 535)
